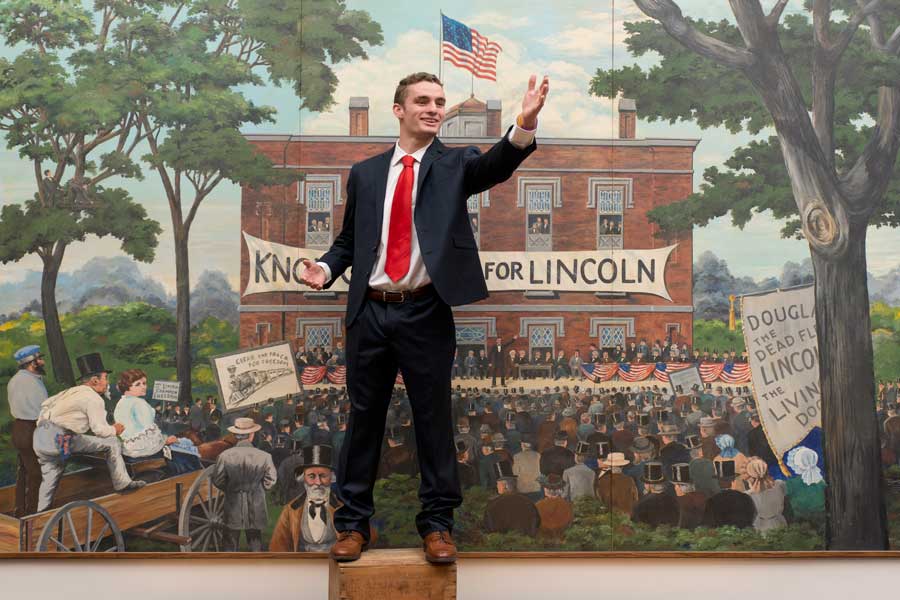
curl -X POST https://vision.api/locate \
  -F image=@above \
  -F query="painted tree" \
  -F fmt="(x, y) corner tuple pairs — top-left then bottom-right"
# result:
(129, 0), (382, 403)
(0, 1), (162, 385)
(592, 0), (900, 549)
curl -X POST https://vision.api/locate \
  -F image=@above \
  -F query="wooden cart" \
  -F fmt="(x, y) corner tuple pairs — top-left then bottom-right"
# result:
(0, 458), (227, 553)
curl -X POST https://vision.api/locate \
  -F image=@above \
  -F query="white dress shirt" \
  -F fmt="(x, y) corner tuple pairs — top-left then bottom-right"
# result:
(37, 385), (117, 437)
(318, 124), (536, 290)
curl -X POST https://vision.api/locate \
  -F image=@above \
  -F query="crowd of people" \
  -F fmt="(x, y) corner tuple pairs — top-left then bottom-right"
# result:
(452, 336), (750, 384)
(9, 342), (899, 552)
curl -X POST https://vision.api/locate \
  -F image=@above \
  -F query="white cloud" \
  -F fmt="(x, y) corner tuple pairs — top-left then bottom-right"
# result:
(541, 6), (650, 58)
(300, 29), (617, 139)
(466, 12), (530, 31)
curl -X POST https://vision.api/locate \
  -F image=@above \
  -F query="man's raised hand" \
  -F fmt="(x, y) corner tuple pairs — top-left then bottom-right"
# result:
(520, 75), (549, 130)
(300, 259), (327, 290)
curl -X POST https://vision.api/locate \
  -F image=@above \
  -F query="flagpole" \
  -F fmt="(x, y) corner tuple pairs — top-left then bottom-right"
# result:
(471, 72), (474, 97)
(438, 10), (443, 81)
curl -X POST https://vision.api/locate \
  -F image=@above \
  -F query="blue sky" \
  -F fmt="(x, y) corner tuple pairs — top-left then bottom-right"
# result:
(1, 1), (898, 293)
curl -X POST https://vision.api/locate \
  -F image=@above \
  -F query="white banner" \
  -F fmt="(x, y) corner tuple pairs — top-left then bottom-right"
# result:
(243, 232), (675, 300)
(151, 381), (180, 403)
(741, 285), (821, 457)
(210, 341), (301, 412)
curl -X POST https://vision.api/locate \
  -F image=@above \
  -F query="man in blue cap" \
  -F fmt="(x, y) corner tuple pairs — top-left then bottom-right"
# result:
(7, 345), (48, 516)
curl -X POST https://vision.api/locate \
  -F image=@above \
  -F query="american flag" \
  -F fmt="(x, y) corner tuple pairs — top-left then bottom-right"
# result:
(326, 366), (347, 386)
(441, 14), (501, 81)
(698, 361), (751, 384)
(301, 366), (327, 386)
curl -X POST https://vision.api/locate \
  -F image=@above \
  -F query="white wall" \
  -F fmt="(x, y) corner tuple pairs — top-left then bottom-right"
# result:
(0, 557), (896, 599)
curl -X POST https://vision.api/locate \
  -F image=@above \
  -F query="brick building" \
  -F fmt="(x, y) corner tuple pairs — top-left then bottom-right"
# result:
(240, 95), (698, 364)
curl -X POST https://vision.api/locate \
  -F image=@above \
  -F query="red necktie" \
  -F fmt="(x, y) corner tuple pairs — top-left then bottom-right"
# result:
(385, 155), (416, 281)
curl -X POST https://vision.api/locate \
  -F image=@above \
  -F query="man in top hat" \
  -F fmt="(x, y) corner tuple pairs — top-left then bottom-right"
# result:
(658, 423), (690, 471)
(332, 413), (349, 458)
(535, 473), (573, 538)
(701, 459), (757, 528)
(454, 439), (479, 489)
(210, 417), (277, 551)
(7, 345), (48, 516)
(378, 425), (418, 478)
(488, 335), (519, 388)
(594, 452), (639, 514)
(483, 461), (541, 536)
(32, 353), (146, 512)
(623, 436), (656, 497)
(539, 430), (575, 477)
(670, 463), (706, 530)
(270, 445), (341, 552)
(630, 462), (679, 527)
(563, 441), (596, 502)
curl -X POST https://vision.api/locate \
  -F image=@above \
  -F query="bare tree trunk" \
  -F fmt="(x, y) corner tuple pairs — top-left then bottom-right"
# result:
(40, 243), (75, 386)
(813, 226), (888, 549)
(174, 228), (192, 405)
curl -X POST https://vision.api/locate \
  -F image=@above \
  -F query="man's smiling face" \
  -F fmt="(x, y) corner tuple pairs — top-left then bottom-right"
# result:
(394, 81), (446, 138)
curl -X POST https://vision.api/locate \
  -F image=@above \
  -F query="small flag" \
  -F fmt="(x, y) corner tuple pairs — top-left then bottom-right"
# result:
(441, 14), (501, 81)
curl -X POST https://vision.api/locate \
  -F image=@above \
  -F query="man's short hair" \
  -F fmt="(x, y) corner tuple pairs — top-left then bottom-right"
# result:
(394, 72), (443, 104)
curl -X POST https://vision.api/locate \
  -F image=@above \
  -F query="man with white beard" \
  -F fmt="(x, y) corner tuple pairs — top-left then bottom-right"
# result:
(270, 445), (342, 552)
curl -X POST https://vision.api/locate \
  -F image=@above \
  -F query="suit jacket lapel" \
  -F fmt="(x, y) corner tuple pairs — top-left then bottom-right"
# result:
(372, 149), (393, 238)
(415, 138), (445, 217)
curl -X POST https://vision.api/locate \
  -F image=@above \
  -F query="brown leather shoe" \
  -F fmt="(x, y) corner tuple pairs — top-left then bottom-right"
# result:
(330, 530), (368, 562)
(422, 530), (457, 564)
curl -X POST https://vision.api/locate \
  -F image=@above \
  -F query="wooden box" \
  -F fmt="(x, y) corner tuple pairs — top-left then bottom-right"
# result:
(328, 548), (457, 600)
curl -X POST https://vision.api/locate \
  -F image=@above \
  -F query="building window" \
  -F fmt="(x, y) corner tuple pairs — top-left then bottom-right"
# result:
(255, 323), (271, 346)
(299, 175), (341, 249)
(596, 187), (623, 250)
(529, 325), (555, 364)
(526, 188), (552, 251)
(588, 178), (632, 250)
(599, 326), (626, 349)
(518, 178), (561, 252)
(467, 194), (481, 247)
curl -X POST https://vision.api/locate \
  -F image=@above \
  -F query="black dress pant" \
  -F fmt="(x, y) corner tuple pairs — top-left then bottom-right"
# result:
(334, 289), (461, 541)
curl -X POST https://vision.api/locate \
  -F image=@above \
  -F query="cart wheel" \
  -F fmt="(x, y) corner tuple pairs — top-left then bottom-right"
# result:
(177, 465), (226, 552)
(36, 500), (125, 552)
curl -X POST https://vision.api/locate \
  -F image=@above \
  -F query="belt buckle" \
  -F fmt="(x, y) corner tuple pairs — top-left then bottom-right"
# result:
(381, 290), (388, 302)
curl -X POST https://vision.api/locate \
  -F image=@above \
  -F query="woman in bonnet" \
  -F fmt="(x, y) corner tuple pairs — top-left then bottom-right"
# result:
(114, 369), (201, 475)
(743, 457), (787, 532)
(784, 445), (826, 522)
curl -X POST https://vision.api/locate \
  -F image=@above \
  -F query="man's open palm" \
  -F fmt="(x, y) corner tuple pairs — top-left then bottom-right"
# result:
(301, 259), (326, 290)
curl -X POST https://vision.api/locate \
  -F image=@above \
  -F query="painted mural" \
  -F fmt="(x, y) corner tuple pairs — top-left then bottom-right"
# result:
(1, 0), (899, 554)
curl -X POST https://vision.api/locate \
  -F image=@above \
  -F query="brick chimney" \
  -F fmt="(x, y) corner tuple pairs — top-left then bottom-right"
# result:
(486, 99), (502, 137)
(618, 98), (636, 139)
(349, 97), (369, 136)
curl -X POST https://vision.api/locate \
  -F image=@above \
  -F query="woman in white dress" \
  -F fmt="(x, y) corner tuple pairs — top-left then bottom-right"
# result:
(114, 369), (200, 474)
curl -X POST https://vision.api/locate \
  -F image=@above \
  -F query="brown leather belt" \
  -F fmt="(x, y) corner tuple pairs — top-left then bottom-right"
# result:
(366, 284), (434, 303)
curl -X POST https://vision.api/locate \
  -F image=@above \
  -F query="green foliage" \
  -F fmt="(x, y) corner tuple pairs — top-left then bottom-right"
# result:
(590, 9), (900, 236)
(293, 0), (384, 111)
(693, 319), (746, 354)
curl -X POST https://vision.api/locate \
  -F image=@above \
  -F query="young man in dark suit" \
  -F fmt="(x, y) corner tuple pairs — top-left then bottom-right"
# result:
(300, 71), (549, 563)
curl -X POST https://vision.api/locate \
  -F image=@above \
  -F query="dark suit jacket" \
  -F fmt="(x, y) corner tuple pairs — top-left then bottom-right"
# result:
(318, 129), (537, 327)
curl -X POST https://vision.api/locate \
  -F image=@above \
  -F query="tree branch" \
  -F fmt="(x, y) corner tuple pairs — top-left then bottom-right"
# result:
(831, 0), (881, 56)
(839, 86), (900, 210)
(812, 0), (837, 163)
(766, 0), (790, 28)
(633, 0), (755, 69)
